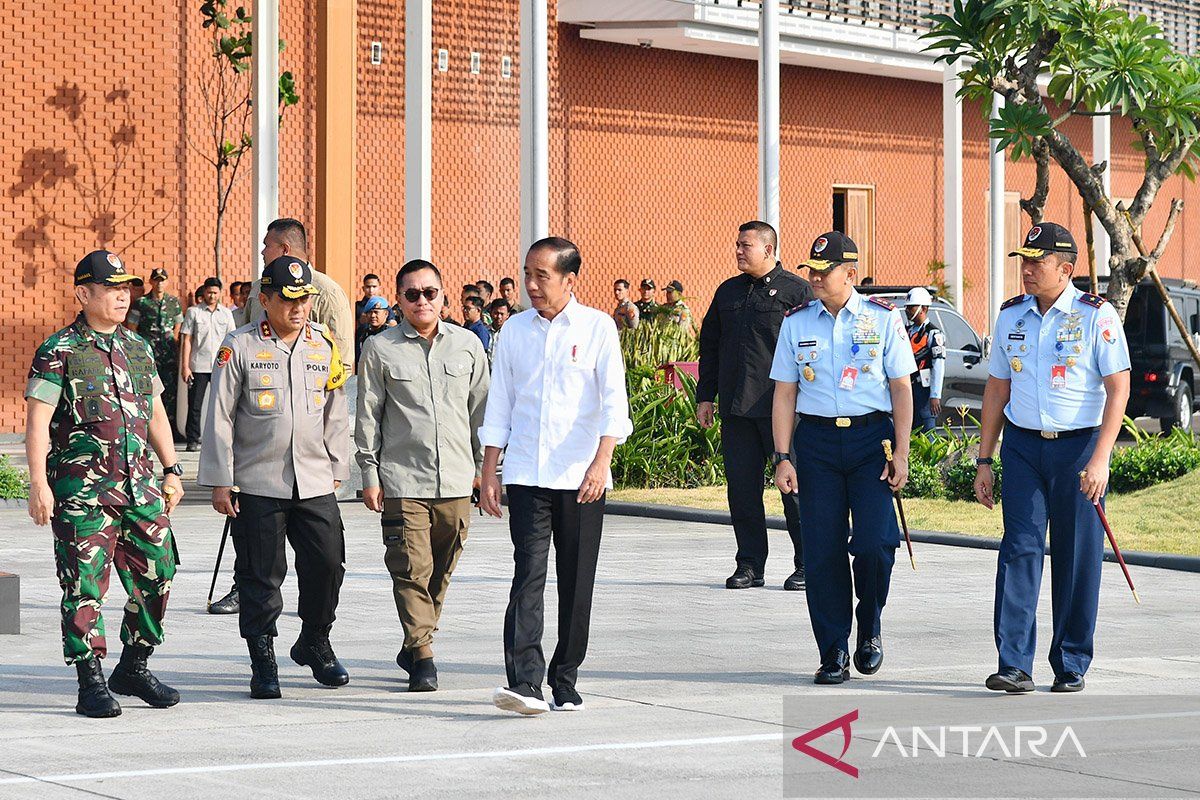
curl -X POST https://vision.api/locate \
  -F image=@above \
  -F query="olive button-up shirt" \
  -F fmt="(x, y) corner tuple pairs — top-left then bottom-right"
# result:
(355, 319), (490, 499)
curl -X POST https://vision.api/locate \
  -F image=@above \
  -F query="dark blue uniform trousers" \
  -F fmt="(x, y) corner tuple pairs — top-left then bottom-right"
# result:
(996, 426), (1104, 677)
(793, 417), (899, 661)
(911, 383), (936, 433)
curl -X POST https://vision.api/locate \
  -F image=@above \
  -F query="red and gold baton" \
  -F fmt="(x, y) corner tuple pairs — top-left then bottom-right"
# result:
(883, 439), (916, 571)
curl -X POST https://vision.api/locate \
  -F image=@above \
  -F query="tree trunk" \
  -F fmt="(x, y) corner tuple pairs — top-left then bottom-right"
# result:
(214, 208), (224, 286)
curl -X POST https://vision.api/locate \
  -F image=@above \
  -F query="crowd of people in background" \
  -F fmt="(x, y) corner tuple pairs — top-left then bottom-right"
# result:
(610, 277), (696, 335)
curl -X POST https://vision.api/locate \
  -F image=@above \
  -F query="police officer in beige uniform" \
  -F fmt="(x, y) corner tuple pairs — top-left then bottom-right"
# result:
(199, 256), (351, 700)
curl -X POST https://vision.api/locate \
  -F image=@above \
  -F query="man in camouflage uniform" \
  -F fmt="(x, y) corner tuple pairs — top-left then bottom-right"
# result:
(25, 250), (186, 718)
(131, 267), (183, 434)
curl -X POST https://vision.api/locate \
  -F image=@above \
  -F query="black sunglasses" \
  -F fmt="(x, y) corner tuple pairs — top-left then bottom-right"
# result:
(403, 287), (440, 303)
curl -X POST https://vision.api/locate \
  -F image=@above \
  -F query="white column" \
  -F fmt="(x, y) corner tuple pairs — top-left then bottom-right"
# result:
(942, 59), (964, 312)
(758, 0), (781, 235)
(405, 0), (432, 262)
(519, 0), (549, 265)
(1092, 111), (1112, 276)
(252, 0), (280, 275)
(988, 94), (1007, 332)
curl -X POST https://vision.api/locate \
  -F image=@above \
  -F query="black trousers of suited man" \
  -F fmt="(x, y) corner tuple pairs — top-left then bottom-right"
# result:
(503, 485), (605, 692)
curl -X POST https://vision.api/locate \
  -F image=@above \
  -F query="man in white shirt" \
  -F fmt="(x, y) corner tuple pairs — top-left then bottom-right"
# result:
(479, 237), (632, 715)
(180, 277), (236, 450)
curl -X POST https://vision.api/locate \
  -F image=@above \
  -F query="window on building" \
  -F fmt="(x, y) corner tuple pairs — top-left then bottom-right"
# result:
(832, 186), (875, 280)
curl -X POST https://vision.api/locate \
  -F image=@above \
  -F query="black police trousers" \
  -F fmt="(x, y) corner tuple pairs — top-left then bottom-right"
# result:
(721, 415), (803, 574)
(231, 491), (345, 639)
(503, 484), (605, 692)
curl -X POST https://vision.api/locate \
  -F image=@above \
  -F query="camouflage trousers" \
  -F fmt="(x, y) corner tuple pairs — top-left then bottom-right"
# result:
(148, 338), (179, 429)
(52, 500), (177, 664)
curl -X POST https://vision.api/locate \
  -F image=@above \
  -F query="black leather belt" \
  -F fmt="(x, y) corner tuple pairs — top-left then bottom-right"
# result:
(1011, 424), (1098, 440)
(797, 411), (891, 429)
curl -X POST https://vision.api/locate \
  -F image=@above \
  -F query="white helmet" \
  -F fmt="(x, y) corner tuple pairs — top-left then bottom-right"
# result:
(904, 287), (934, 307)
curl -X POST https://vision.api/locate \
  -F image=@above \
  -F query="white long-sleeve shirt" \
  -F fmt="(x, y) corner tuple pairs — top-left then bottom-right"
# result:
(480, 296), (632, 490)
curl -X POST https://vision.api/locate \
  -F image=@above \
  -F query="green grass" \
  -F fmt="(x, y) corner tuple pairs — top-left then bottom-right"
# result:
(610, 469), (1200, 556)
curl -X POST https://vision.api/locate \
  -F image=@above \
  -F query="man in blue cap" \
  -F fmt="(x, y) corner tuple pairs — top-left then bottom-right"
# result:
(975, 222), (1131, 694)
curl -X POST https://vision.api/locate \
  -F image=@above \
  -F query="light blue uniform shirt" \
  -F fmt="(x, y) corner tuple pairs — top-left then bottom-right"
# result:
(987, 283), (1131, 432)
(770, 289), (917, 416)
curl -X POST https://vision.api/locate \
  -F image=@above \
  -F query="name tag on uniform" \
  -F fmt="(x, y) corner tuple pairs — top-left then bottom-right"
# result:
(1051, 364), (1067, 390)
(1007, 333), (1025, 341)
(839, 365), (858, 390)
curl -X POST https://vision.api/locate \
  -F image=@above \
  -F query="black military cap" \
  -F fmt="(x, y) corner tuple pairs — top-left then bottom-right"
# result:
(150, 268), (168, 281)
(640, 278), (656, 289)
(260, 256), (320, 299)
(666, 280), (683, 292)
(799, 231), (859, 272)
(74, 250), (143, 287)
(1010, 222), (1078, 259)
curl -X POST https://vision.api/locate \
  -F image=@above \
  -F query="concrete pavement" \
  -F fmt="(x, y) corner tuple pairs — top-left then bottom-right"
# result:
(1, 503), (1198, 799)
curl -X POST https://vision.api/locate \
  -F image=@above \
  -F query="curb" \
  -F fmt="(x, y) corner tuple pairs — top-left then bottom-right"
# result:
(603, 501), (1200, 574)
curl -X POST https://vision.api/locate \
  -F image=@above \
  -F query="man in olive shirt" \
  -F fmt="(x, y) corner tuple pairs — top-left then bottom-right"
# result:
(355, 259), (490, 693)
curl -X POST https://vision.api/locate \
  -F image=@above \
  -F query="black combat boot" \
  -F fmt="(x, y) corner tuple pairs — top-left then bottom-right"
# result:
(108, 644), (181, 707)
(75, 657), (122, 718)
(247, 635), (282, 699)
(290, 624), (350, 687)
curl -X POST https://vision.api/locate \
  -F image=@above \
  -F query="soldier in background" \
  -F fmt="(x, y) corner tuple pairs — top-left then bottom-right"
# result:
(25, 250), (185, 717)
(131, 268), (184, 435)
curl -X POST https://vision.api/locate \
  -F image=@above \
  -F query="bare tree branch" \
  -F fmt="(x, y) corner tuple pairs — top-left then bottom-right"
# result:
(1020, 138), (1051, 224)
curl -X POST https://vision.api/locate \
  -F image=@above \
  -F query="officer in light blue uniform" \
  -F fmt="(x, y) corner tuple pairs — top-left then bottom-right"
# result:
(770, 232), (917, 684)
(974, 222), (1131, 694)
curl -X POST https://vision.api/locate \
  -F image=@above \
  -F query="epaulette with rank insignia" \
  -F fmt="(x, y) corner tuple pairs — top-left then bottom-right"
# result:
(784, 300), (813, 317)
(867, 296), (895, 310)
(1000, 294), (1026, 311)
(1078, 292), (1105, 309)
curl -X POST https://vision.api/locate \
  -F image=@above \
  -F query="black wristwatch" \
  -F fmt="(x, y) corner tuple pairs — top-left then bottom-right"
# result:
(772, 451), (791, 467)
(975, 457), (994, 467)
(163, 464), (184, 478)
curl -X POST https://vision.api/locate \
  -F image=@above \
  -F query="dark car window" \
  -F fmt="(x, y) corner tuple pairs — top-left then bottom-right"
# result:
(1125, 287), (1164, 346)
(930, 309), (978, 351)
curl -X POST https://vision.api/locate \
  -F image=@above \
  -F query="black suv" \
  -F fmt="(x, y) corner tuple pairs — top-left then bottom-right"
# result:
(1077, 276), (1200, 431)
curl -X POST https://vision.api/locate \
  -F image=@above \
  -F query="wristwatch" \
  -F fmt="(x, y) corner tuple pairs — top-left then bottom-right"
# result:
(772, 451), (791, 467)
(975, 457), (994, 466)
(162, 464), (184, 478)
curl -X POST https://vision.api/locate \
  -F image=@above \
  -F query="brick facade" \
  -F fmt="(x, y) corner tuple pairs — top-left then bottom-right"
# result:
(2, 0), (1197, 432)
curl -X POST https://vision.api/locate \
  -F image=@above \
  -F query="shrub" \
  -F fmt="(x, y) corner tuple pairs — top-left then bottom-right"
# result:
(944, 453), (1002, 502)
(1110, 427), (1200, 493)
(906, 459), (945, 499)
(619, 315), (698, 373)
(0, 455), (30, 500)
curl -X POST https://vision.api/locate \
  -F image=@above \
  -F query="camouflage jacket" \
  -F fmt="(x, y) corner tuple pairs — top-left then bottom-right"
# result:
(25, 314), (165, 506)
(132, 293), (183, 342)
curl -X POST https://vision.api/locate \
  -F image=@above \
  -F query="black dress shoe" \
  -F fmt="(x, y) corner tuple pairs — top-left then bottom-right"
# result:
(853, 636), (883, 675)
(985, 666), (1035, 693)
(247, 635), (281, 699)
(75, 658), (122, 718)
(814, 649), (851, 685)
(409, 657), (438, 692)
(783, 567), (806, 591)
(290, 626), (350, 687)
(1051, 672), (1085, 693)
(396, 649), (413, 675)
(725, 565), (764, 589)
(107, 644), (180, 708)
(208, 585), (239, 614)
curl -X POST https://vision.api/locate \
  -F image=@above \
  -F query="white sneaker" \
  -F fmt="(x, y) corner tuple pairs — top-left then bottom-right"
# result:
(550, 687), (584, 711)
(492, 685), (549, 715)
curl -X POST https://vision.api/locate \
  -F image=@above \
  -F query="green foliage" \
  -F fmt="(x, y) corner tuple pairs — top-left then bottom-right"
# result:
(1110, 422), (1200, 493)
(945, 453), (1002, 502)
(613, 368), (724, 489)
(0, 455), (30, 500)
(619, 314), (698, 373)
(906, 459), (946, 500)
(905, 420), (990, 500)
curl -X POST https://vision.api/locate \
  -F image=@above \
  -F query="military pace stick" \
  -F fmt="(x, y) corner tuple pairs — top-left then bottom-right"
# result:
(206, 486), (239, 610)
(1090, 494), (1141, 605)
(882, 439), (916, 571)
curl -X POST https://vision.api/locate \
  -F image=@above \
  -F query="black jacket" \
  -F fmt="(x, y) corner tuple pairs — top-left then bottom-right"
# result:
(697, 263), (813, 418)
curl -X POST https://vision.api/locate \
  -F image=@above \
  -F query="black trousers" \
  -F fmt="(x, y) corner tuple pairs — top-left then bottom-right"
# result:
(503, 484), (605, 691)
(720, 414), (804, 574)
(231, 491), (345, 639)
(185, 372), (211, 445)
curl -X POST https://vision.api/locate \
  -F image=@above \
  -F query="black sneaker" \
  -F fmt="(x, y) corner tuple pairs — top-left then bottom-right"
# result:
(492, 682), (549, 715)
(550, 686), (584, 712)
(783, 567), (806, 591)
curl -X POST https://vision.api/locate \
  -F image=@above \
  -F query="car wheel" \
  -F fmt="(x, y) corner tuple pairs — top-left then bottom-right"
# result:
(1160, 385), (1193, 433)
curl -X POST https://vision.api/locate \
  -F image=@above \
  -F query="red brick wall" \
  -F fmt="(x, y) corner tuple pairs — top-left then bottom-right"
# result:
(4, 1), (1199, 433)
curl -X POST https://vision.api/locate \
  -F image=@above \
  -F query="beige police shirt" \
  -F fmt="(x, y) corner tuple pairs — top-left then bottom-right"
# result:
(198, 316), (350, 499)
(181, 303), (237, 373)
(240, 268), (354, 371)
(355, 319), (490, 499)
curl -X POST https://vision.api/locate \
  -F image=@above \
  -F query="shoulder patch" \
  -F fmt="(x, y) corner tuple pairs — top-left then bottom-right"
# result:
(215, 346), (233, 368)
(867, 296), (895, 310)
(1078, 292), (1105, 309)
(784, 300), (813, 317)
(1000, 294), (1027, 311)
